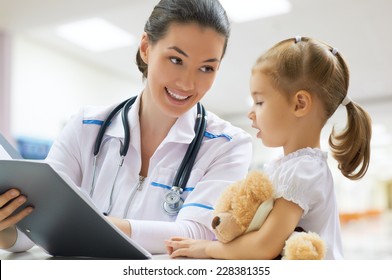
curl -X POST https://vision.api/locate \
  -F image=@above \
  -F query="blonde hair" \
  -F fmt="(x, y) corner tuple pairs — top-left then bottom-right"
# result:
(253, 37), (372, 180)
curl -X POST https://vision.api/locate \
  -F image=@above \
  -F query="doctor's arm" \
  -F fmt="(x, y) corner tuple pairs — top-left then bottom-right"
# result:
(105, 216), (131, 236)
(166, 198), (303, 259)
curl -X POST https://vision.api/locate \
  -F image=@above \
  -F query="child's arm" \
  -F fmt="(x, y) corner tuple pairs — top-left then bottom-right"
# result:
(166, 198), (303, 259)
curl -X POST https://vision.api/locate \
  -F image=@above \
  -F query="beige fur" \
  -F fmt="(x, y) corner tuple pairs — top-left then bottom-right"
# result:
(282, 231), (327, 260)
(212, 170), (326, 260)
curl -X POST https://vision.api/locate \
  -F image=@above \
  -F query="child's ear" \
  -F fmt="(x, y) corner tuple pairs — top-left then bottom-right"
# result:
(292, 90), (312, 117)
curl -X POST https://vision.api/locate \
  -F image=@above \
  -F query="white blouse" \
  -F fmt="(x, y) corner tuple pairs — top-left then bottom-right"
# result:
(264, 148), (344, 260)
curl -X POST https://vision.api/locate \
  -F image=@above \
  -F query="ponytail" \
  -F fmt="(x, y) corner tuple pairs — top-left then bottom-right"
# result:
(329, 101), (372, 180)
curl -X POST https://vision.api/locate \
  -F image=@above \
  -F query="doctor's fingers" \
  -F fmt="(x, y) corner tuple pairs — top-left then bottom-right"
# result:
(165, 243), (174, 255)
(0, 189), (22, 208)
(169, 247), (193, 259)
(0, 206), (33, 231)
(168, 236), (189, 242)
(165, 237), (191, 250)
(165, 239), (188, 254)
(0, 191), (32, 226)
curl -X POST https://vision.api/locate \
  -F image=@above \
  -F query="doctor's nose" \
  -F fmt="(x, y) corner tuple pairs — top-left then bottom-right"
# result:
(176, 70), (195, 91)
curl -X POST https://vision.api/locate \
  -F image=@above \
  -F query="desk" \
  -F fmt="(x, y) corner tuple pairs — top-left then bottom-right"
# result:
(0, 245), (170, 260)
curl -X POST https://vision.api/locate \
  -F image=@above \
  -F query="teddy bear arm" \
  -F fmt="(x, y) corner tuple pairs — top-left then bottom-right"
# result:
(281, 231), (327, 260)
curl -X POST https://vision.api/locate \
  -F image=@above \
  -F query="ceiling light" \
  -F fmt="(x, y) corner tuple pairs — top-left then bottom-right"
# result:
(220, 0), (292, 23)
(56, 18), (135, 52)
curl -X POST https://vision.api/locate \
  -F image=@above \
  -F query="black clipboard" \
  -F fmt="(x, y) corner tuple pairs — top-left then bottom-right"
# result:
(0, 159), (151, 259)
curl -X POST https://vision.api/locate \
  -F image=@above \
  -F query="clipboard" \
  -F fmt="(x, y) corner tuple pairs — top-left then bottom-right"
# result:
(0, 159), (152, 259)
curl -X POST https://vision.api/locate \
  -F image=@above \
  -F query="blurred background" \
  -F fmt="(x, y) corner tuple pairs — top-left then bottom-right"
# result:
(0, 0), (391, 259)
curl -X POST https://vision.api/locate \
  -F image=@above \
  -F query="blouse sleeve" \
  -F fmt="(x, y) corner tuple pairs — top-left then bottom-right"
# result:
(272, 155), (329, 216)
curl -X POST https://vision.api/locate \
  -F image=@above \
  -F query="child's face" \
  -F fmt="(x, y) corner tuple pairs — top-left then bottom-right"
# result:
(248, 71), (295, 148)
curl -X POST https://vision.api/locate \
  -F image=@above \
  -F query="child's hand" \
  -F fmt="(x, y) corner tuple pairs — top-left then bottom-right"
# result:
(165, 237), (212, 259)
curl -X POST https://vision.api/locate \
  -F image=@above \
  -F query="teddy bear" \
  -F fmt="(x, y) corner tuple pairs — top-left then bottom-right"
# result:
(211, 170), (326, 260)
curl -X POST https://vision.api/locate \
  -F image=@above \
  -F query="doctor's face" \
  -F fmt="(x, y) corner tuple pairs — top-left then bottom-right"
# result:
(140, 22), (226, 118)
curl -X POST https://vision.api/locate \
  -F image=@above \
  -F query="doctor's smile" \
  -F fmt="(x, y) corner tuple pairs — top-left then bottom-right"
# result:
(166, 88), (190, 101)
(165, 87), (192, 105)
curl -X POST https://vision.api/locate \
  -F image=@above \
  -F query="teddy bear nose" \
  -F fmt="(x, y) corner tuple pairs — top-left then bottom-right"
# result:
(211, 216), (221, 229)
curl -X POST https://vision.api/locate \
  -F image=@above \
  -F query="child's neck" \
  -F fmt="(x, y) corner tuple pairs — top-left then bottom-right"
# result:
(283, 128), (321, 156)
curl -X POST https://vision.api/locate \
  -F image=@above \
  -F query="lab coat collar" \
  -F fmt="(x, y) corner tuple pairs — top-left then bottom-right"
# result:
(104, 95), (141, 139)
(164, 106), (197, 145)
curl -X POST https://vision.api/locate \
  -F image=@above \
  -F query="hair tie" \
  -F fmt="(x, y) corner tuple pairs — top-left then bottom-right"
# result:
(295, 36), (302, 43)
(341, 95), (351, 106)
(331, 48), (338, 55)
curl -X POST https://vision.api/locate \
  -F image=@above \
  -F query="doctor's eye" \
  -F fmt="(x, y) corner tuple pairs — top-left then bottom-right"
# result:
(170, 56), (183, 65)
(200, 65), (215, 73)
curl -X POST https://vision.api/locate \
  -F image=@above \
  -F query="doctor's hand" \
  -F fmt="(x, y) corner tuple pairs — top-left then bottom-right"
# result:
(0, 188), (33, 249)
(165, 237), (212, 259)
(106, 216), (132, 237)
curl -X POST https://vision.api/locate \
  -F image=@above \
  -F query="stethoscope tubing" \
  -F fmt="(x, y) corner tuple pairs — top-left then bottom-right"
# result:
(93, 98), (131, 157)
(175, 104), (206, 189)
(90, 96), (206, 216)
(172, 103), (204, 189)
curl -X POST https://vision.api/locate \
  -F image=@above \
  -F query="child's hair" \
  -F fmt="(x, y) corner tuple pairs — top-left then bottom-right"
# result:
(136, 0), (231, 79)
(252, 36), (372, 180)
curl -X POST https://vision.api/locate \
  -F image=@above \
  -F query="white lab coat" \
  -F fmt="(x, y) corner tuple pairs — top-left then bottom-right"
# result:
(10, 95), (252, 254)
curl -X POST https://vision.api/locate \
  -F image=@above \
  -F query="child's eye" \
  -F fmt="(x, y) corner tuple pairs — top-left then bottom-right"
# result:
(170, 57), (183, 65)
(200, 65), (215, 73)
(255, 102), (264, 106)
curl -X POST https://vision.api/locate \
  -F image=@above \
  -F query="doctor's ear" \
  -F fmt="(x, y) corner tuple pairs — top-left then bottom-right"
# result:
(139, 32), (149, 64)
(292, 90), (312, 117)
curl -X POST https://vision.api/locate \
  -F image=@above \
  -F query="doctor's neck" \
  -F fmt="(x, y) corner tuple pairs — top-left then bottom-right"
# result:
(139, 92), (177, 137)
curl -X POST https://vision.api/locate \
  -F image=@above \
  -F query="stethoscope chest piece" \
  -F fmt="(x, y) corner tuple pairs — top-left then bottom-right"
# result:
(163, 187), (184, 216)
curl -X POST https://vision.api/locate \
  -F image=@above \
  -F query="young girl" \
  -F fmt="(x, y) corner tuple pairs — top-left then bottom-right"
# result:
(165, 36), (372, 260)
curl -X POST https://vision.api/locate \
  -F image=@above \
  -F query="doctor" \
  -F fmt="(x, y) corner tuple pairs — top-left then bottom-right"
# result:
(0, 0), (252, 254)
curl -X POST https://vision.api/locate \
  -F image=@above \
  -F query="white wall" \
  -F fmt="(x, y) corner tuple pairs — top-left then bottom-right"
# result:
(0, 32), (12, 140)
(9, 34), (392, 214)
(10, 35), (143, 140)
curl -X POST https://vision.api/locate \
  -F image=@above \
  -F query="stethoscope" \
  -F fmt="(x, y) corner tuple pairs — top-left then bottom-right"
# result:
(89, 96), (207, 216)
